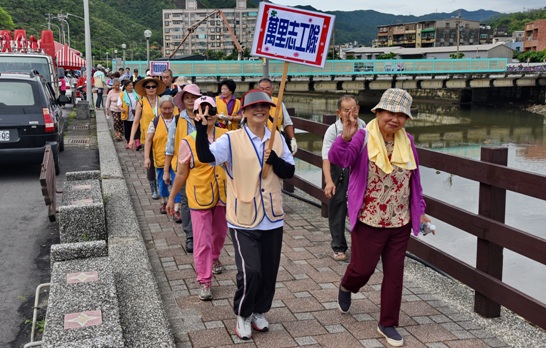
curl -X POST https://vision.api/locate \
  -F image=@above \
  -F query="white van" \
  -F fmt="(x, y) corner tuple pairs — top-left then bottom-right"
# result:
(0, 52), (59, 95)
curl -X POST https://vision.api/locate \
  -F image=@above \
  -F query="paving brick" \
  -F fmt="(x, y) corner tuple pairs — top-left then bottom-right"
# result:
(284, 319), (328, 337)
(188, 327), (232, 348)
(113, 137), (510, 348)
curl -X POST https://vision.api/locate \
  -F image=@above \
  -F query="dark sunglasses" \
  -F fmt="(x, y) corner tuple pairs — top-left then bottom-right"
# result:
(145, 85), (157, 89)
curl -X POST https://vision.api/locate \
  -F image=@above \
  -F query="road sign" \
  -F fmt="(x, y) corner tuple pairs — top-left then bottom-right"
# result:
(251, 3), (335, 68)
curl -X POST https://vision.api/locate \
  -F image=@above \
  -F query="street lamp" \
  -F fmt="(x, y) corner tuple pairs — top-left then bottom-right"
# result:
(144, 29), (152, 69)
(106, 51), (109, 69)
(121, 43), (127, 69)
(114, 49), (118, 70)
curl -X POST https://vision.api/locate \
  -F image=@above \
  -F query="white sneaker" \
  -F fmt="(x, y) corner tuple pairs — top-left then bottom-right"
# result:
(251, 312), (269, 332)
(235, 315), (252, 340)
(198, 283), (212, 301)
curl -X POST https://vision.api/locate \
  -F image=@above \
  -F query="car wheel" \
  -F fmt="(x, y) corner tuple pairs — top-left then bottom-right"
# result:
(53, 144), (61, 175)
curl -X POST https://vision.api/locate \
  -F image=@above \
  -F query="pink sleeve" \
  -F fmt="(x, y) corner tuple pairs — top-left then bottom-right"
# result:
(178, 140), (193, 166)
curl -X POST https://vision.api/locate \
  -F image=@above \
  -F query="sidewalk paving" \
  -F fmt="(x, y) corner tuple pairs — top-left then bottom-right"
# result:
(110, 117), (512, 347)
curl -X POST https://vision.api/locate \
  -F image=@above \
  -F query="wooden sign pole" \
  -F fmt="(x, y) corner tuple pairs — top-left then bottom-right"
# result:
(263, 61), (289, 179)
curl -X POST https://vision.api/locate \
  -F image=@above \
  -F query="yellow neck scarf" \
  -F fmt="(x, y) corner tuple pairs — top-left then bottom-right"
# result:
(366, 118), (416, 174)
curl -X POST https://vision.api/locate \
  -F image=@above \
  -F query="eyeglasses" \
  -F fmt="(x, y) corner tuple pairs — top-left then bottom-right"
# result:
(145, 85), (157, 89)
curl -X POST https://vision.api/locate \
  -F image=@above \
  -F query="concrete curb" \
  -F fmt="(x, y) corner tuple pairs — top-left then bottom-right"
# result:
(95, 110), (175, 347)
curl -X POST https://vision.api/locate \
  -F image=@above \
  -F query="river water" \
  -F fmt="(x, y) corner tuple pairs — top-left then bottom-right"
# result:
(284, 93), (546, 304)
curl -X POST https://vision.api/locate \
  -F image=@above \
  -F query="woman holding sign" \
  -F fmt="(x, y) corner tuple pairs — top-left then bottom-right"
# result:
(193, 90), (295, 340)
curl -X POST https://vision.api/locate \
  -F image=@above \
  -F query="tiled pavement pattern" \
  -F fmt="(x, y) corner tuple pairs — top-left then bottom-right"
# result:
(113, 137), (510, 348)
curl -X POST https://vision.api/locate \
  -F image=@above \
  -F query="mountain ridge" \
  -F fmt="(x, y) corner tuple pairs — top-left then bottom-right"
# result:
(0, 1), (500, 59)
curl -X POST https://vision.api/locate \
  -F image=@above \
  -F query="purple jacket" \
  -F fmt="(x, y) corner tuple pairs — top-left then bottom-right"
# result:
(328, 129), (426, 236)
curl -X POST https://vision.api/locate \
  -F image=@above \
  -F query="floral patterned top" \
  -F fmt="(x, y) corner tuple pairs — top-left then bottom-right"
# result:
(359, 141), (412, 228)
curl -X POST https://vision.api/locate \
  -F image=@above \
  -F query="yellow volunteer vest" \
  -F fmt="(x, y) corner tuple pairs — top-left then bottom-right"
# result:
(184, 128), (228, 210)
(171, 118), (190, 172)
(224, 128), (285, 228)
(266, 96), (284, 131)
(152, 116), (171, 168)
(216, 96), (241, 131)
(120, 91), (140, 120)
(139, 97), (157, 143)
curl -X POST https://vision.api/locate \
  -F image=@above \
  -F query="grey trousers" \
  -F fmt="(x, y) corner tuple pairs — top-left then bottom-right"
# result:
(328, 164), (349, 253)
(179, 183), (193, 240)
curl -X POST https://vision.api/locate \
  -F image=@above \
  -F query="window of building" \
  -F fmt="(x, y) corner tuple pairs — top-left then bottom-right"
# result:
(164, 13), (170, 19)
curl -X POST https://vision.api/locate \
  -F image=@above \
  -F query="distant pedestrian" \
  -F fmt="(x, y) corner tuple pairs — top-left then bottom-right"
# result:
(216, 79), (241, 130)
(329, 88), (433, 347)
(128, 76), (167, 200)
(93, 65), (106, 109)
(193, 89), (295, 340)
(257, 78), (298, 154)
(160, 69), (175, 96)
(117, 80), (140, 147)
(105, 78), (124, 141)
(322, 95), (366, 261)
(144, 95), (181, 216)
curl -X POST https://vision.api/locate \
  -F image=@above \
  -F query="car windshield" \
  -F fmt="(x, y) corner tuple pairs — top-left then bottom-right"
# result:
(0, 81), (38, 112)
(0, 57), (52, 83)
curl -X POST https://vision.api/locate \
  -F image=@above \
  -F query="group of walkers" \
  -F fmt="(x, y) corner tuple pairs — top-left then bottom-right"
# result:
(105, 68), (433, 346)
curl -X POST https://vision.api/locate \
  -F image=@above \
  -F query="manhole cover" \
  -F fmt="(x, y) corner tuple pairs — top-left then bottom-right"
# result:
(68, 138), (90, 145)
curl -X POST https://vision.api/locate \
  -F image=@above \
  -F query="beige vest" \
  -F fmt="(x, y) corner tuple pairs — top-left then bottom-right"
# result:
(225, 129), (285, 228)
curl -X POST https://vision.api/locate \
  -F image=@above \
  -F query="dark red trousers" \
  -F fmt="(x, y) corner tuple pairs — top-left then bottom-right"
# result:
(341, 221), (411, 327)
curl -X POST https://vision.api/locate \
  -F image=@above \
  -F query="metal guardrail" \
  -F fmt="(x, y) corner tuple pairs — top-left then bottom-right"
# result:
(118, 58), (509, 78)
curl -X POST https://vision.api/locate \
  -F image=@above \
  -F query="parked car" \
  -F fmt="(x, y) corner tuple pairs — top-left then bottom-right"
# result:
(0, 72), (65, 174)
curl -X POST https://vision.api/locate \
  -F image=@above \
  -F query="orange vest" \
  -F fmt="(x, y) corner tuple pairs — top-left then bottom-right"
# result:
(151, 116), (172, 168)
(139, 97), (158, 143)
(171, 118), (191, 172)
(184, 128), (228, 209)
(266, 96), (284, 131)
(216, 96), (241, 131)
(224, 129), (285, 228)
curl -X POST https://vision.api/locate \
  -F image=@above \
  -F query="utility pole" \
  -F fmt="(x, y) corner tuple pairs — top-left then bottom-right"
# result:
(455, 11), (461, 59)
(46, 13), (53, 30)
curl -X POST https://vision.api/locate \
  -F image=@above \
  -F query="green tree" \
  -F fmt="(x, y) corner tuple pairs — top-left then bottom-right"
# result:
(0, 7), (15, 30)
(450, 52), (465, 59)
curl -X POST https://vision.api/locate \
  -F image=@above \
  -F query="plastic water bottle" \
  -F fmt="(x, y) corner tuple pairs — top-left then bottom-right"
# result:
(420, 222), (436, 236)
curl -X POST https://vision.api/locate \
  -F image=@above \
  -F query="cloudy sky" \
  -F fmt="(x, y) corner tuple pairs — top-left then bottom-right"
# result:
(272, 0), (543, 16)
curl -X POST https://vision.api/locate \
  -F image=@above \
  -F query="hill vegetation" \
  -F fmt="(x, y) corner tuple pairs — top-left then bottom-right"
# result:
(1, 1), (545, 63)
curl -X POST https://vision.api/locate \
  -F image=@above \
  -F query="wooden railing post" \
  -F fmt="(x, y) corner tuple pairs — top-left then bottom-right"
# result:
(474, 147), (508, 318)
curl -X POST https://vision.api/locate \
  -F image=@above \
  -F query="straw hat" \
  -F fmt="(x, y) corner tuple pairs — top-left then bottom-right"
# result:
(371, 88), (413, 119)
(135, 76), (166, 96)
(173, 84), (201, 110)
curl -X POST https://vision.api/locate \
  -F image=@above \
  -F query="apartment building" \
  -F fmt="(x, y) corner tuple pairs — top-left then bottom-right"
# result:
(162, 0), (258, 58)
(524, 19), (546, 52)
(377, 19), (492, 48)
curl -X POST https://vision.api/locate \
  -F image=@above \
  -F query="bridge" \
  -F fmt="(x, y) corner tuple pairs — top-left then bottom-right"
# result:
(117, 58), (546, 104)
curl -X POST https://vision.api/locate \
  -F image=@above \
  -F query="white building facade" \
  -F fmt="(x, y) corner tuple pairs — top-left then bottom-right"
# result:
(162, 0), (258, 58)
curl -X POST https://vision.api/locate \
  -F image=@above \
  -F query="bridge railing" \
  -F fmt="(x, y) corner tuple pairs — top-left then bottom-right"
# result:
(287, 115), (546, 330)
(122, 58), (509, 78)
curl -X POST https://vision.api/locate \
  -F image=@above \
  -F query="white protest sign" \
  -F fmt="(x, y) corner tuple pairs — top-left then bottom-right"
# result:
(251, 2), (335, 68)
